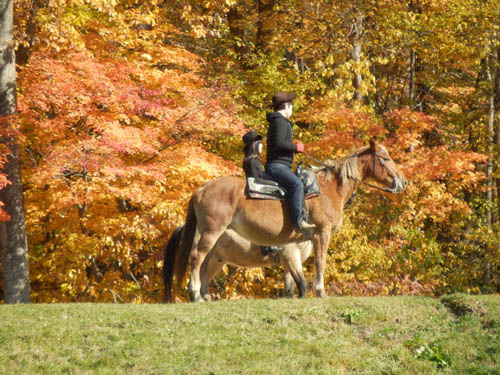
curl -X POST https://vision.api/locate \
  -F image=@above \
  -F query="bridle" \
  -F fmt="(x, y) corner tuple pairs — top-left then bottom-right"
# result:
(303, 149), (400, 194)
(362, 151), (399, 193)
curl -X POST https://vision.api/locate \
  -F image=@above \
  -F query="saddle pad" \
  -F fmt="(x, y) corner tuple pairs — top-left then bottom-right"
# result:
(245, 174), (321, 200)
(246, 177), (286, 200)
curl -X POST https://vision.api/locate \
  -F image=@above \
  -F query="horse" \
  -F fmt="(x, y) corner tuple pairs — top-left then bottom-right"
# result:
(166, 139), (408, 302)
(163, 225), (312, 302)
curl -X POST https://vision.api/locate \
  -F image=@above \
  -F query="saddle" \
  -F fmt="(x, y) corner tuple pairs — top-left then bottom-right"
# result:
(245, 163), (321, 200)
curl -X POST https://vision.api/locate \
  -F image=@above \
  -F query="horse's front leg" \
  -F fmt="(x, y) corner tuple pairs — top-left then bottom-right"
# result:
(189, 230), (225, 302)
(283, 272), (295, 298)
(281, 250), (307, 298)
(312, 229), (331, 298)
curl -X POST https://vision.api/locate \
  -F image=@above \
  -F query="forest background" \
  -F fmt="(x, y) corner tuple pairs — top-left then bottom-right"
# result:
(0, 0), (499, 303)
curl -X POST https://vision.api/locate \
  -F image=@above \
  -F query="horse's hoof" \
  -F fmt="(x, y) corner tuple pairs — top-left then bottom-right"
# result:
(202, 294), (211, 302)
(189, 290), (205, 303)
(315, 288), (327, 298)
(284, 292), (294, 299)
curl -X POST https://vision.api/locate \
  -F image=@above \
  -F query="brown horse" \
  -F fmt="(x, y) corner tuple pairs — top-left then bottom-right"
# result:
(163, 225), (312, 302)
(167, 139), (407, 302)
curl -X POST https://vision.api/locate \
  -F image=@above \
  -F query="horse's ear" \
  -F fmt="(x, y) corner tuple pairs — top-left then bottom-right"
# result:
(369, 137), (377, 151)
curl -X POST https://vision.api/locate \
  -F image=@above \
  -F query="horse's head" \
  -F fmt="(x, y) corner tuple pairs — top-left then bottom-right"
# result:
(360, 139), (408, 193)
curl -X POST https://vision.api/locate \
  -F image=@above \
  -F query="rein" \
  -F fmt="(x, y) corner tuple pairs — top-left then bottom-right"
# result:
(362, 181), (394, 193)
(302, 151), (332, 168)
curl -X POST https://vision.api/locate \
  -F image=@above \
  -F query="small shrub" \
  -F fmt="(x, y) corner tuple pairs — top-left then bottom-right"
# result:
(341, 309), (364, 324)
(404, 337), (451, 369)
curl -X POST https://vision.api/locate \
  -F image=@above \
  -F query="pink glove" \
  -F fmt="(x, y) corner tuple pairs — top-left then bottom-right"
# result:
(296, 142), (304, 153)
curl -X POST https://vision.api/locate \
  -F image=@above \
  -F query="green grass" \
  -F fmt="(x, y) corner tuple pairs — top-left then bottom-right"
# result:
(0, 294), (499, 374)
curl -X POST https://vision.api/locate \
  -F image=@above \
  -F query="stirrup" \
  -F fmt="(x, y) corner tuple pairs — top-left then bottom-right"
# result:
(297, 220), (316, 238)
(261, 246), (283, 256)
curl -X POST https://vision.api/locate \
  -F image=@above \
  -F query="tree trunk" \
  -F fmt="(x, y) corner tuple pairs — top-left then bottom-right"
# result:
(408, 0), (428, 112)
(485, 48), (497, 227)
(0, 0), (31, 303)
(227, 5), (251, 67)
(482, 45), (498, 291)
(494, 43), (500, 223)
(256, 0), (275, 53)
(408, 0), (417, 103)
(409, 49), (416, 103)
(351, 12), (363, 104)
(486, 97), (494, 227)
(15, 0), (38, 66)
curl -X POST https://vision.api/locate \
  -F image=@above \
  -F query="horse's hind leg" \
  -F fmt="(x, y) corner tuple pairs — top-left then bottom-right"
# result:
(189, 230), (225, 302)
(200, 249), (224, 301)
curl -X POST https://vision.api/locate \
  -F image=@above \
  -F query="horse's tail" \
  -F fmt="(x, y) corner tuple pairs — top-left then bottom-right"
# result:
(163, 225), (184, 303)
(173, 195), (197, 292)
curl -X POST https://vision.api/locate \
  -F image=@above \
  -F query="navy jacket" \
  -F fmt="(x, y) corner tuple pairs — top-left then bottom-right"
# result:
(266, 112), (298, 168)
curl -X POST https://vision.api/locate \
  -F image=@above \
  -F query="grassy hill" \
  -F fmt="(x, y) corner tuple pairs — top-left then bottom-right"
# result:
(0, 294), (499, 374)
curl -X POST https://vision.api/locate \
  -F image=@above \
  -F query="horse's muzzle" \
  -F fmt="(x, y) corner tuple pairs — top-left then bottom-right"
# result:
(391, 177), (408, 193)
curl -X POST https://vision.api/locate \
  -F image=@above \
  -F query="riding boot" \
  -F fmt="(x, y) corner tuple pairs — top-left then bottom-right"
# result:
(297, 198), (316, 236)
(261, 246), (283, 256)
(297, 220), (316, 232)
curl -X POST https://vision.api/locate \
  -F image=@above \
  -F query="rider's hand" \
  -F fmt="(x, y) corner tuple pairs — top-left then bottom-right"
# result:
(296, 142), (305, 153)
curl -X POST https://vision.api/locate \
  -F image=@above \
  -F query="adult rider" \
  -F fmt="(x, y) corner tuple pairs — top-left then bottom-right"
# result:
(264, 92), (317, 235)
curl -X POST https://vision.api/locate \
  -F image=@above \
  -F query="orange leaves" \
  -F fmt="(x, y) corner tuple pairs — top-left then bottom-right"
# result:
(96, 121), (158, 155)
(11, 0), (499, 301)
(403, 146), (486, 187)
(0, 117), (18, 222)
(386, 108), (436, 146)
(298, 98), (386, 156)
(0, 201), (9, 222)
(0, 151), (10, 195)
(17, 18), (246, 302)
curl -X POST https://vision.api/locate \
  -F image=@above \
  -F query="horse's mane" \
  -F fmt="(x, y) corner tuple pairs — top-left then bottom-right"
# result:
(314, 145), (370, 184)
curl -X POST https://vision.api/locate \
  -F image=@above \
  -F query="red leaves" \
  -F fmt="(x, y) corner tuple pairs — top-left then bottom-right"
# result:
(299, 99), (387, 157)
(0, 115), (20, 222)
(387, 108), (436, 134)
(0, 201), (10, 222)
(404, 147), (486, 183)
(17, 33), (246, 302)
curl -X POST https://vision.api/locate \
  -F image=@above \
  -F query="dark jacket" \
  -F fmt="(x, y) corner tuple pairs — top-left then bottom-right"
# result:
(266, 112), (298, 167)
(243, 157), (265, 179)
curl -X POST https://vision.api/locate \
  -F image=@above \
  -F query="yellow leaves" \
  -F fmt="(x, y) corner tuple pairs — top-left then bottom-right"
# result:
(216, 265), (281, 300)
(373, 56), (389, 65)
(11, 0), (500, 302)
(60, 283), (73, 292)
(418, 182), (466, 222)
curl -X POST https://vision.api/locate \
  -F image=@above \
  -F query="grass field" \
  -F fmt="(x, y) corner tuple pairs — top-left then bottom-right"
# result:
(0, 294), (499, 375)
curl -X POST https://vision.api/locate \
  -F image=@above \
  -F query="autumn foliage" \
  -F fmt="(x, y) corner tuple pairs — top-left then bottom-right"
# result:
(1, 0), (499, 302)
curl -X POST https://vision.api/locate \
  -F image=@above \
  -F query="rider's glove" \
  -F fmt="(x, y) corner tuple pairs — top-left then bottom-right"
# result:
(295, 142), (304, 153)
